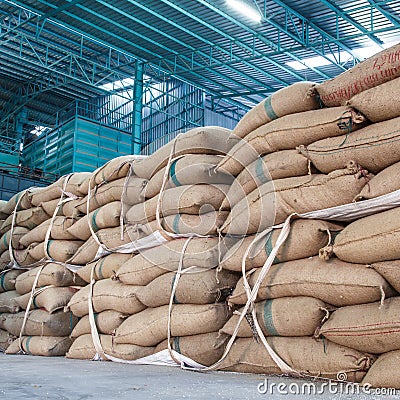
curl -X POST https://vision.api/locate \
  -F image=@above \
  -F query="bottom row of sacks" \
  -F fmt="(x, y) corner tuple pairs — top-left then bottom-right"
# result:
(2, 254), (400, 389)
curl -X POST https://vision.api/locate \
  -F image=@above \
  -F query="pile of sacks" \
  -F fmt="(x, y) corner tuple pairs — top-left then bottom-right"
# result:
(211, 42), (400, 388)
(1, 43), (400, 390)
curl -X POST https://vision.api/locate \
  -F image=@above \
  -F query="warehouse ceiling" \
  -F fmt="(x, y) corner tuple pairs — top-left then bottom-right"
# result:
(1, 0), (400, 134)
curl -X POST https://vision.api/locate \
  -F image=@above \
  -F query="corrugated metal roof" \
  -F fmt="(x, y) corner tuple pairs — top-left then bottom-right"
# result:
(1, 0), (400, 134)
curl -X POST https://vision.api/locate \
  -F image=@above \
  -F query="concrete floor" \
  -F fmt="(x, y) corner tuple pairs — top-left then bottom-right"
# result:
(0, 354), (399, 400)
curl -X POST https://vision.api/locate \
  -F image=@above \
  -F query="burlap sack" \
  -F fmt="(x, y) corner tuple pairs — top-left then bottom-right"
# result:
(126, 184), (230, 225)
(299, 116), (400, 174)
(136, 268), (239, 307)
(28, 240), (84, 263)
(0, 250), (11, 270)
(67, 201), (121, 240)
(220, 219), (343, 271)
(30, 177), (65, 206)
(3, 189), (36, 214)
(6, 336), (72, 356)
(372, 260), (400, 293)
(348, 76), (400, 122)
(61, 199), (83, 219)
(319, 297), (400, 354)
(0, 290), (20, 313)
(67, 225), (147, 265)
(0, 269), (24, 293)
(0, 309), (78, 336)
(16, 286), (78, 313)
(145, 154), (233, 198)
(77, 176), (148, 214)
(315, 43), (400, 107)
(116, 237), (230, 286)
(218, 107), (366, 176)
(15, 263), (86, 295)
(0, 227), (28, 253)
(66, 279), (145, 317)
(154, 332), (229, 366)
(1, 206), (49, 233)
(221, 297), (327, 338)
(233, 82), (320, 138)
(40, 198), (61, 217)
(217, 336), (374, 382)
(221, 166), (370, 235)
(356, 161), (400, 200)
(133, 126), (239, 180)
(0, 329), (15, 351)
(64, 172), (92, 196)
(66, 334), (154, 360)
(222, 150), (310, 208)
(114, 303), (230, 346)
(70, 310), (127, 338)
(0, 200), (8, 219)
(19, 217), (76, 247)
(229, 257), (394, 307)
(77, 253), (133, 283)
(161, 211), (229, 236)
(362, 350), (400, 389)
(13, 247), (38, 267)
(333, 207), (400, 264)
(92, 156), (138, 187)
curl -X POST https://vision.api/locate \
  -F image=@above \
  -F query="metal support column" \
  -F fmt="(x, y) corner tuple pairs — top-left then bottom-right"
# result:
(132, 62), (144, 154)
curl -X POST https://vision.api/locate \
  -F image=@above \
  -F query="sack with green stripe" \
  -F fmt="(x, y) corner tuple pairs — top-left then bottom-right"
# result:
(28, 240), (84, 263)
(220, 219), (342, 272)
(132, 126), (239, 180)
(161, 211), (229, 236)
(0, 227), (28, 254)
(0, 309), (78, 337)
(136, 268), (239, 308)
(15, 286), (79, 314)
(220, 297), (327, 338)
(67, 201), (121, 241)
(217, 106), (366, 177)
(77, 253), (133, 283)
(6, 336), (72, 356)
(233, 82), (319, 139)
(155, 332), (229, 366)
(15, 263), (86, 295)
(145, 154), (233, 199)
(0, 270), (24, 293)
(229, 257), (395, 307)
(222, 150), (311, 208)
(1, 206), (49, 235)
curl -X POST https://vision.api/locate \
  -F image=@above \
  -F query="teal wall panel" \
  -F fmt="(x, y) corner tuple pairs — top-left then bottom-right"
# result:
(22, 117), (131, 176)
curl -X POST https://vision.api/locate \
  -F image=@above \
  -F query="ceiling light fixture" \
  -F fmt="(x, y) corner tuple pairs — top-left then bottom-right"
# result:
(226, 0), (262, 23)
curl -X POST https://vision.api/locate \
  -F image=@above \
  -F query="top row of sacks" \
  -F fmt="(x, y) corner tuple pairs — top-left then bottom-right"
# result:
(232, 42), (400, 139)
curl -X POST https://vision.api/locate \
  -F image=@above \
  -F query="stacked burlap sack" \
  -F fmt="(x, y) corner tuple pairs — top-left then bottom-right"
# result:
(211, 43), (400, 387)
(0, 173), (94, 356)
(64, 127), (241, 364)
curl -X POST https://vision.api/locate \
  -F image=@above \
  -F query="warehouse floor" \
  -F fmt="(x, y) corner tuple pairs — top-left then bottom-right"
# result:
(1, 354), (399, 400)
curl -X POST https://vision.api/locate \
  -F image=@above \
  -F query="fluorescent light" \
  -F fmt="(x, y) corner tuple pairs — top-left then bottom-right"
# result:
(226, 0), (262, 23)
(30, 126), (49, 136)
(98, 77), (135, 92)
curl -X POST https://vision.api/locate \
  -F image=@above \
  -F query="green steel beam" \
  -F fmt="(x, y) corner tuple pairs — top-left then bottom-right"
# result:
(132, 61), (143, 155)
